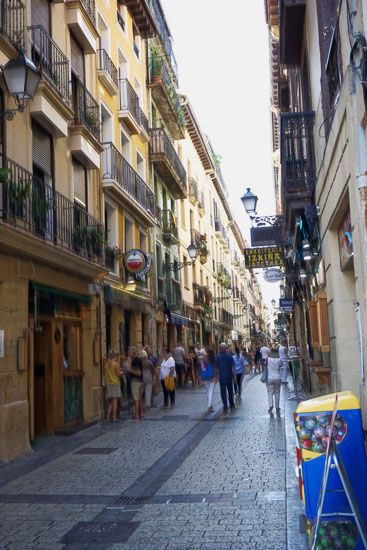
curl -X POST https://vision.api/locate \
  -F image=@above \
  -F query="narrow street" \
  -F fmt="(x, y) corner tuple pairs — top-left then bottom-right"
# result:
(0, 377), (307, 550)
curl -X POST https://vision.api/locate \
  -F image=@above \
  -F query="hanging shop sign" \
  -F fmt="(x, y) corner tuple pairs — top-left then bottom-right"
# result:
(136, 253), (153, 279)
(279, 298), (293, 312)
(263, 268), (283, 283)
(244, 246), (284, 269)
(124, 249), (146, 275)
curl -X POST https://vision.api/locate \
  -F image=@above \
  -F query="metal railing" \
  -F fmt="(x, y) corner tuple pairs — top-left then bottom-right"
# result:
(155, 203), (162, 225)
(102, 142), (155, 216)
(80, 0), (95, 25)
(71, 78), (100, 142)
(0, 155), (104, 263)
(189, 177), (198, 201)
(97, 49), (118, 88)
(193, 282), (206, 307)
(0, 0), (24, 49)
(166, 278), (181, 310)
(280, 112), (316, 194)
(145, 4), (178, 78)
(217, 262), (231, 287)
(29, 25), (70, 104)
(220, 309), (234, 326)
(148, 52), (184, 126)
(118, 78), (140, 126)
(161, 209), (178, 242)
(198, 191), (205, 210)
(139, 108), (149, 134)
(149, 128), (186, 188)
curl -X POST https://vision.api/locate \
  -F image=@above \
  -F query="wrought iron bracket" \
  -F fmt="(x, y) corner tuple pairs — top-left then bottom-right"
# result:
(164, 260), (195, 273)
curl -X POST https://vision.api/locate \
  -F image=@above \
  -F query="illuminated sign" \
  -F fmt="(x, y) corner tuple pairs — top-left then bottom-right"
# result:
(244, 246), (284, 269)
(124, 249), (146, 275)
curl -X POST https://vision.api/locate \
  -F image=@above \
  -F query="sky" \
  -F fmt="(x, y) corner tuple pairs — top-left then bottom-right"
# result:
(160, 0), (279, 308)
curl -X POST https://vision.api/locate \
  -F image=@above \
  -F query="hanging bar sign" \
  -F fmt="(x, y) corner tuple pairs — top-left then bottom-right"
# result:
(244, 246), (284, 269)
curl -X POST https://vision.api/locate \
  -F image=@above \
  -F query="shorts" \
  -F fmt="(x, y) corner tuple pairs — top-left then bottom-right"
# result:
(131, 379), (144, 401)
(175, 363), (186, 375)
(105, 384), (121, 399)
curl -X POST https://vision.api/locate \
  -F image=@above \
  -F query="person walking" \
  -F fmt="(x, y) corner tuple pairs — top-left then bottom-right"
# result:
(215, 343), (236, 414)
(260, 343), (270, 372)
(198, 348), (217, 411)
(254, 347), (261, 373)
(123, 347), (144, 420)
(104, 351), (122, 422)
(266, 347), (283, 415)
(143, 345), (158, 407)
(172, 342), (186, 388)
(279, 340), (289, 384)
(159, 349), (176, 408)
(189, 345), (201, 387)
(233, 347), (247, 400)
(141, 350), (155, 414)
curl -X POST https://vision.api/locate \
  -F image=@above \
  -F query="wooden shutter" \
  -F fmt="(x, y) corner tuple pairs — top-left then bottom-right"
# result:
(73, 160), (87, 207)
(70, 36), (85, 82)
(318, 292), (330, 352)
(31, 0), (50, 32)
(308, 301), (320, 348)
(32, 123), (52, 176)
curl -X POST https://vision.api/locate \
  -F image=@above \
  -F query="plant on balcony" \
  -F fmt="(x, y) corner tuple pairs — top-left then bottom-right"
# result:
(105, 244), (122, 258)
(198, 234), (209, 264)
(72, 225), (104, 257)
(0, 168), (32, 218)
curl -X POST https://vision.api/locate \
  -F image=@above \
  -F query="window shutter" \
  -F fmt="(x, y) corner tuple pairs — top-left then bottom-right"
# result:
(31, 0), (50, 32)
(318, 292), (330, 352)
(32, 123), (52, 176)
(308, 301), (320, 348)
(73, 160), (87, 207)
(70, 36), (84, 82)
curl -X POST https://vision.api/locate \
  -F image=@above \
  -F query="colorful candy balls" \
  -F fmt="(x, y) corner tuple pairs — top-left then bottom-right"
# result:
(305, 417), (317, 430)
(299, 427), (312, 441)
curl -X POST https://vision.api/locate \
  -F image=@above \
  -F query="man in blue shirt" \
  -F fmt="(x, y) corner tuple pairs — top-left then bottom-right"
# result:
(215, 343), (236, 413)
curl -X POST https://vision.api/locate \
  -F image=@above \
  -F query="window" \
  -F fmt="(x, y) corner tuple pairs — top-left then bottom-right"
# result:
(70, 35), (85, 83)
(180, 200), (186, 228)
(101, 104), (113, 143)
(73, 159), (87, 209)
(325, 31), (341, 107)
(124, 217), (134, 251)
(139, 230), (147, 252)
(117, 9), (125, 32)
(136, 150), (145, 179)
(98, 13), (109, 52)
(183, 255), (189, 288)
(63, 325), (81, 371)
(133, 25), (141, 58)
(121, 128), (131, 162)
(31, 0), (50, 33)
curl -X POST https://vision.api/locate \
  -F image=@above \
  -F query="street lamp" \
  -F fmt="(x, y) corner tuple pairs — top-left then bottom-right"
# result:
(164, 242), (198, 272)
(241, 187), (258, 217)
(2, 49), (41, 120)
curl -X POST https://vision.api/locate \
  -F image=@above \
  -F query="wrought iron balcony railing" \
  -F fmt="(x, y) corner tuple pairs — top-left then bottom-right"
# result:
(102, 142), (155, 216)
(148, 52), (185, 126)
(139, 108), (149, 134)
(97, 49), (118, 88)
(0, 0), (25, 49)
(193, 282), (207, 308)
(189, 177), (198, 202)
(166, 278), (181, 310)
(161, 209), (178, 243)
(0, 155), (104, 263)
(145, 5), (178, 78)
(280, 112), (316, 195)
(80, 0), (96, 25)
(71, 78), (100, 142)
(118, 78), (140, 125)
(149, 128), (187, 191)
(217, 262), (231, 287)
(29, 25), (70, 104)
(219, 308), (234, 327)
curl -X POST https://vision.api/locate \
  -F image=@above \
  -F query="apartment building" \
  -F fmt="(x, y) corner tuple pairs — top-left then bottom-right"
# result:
(265, 0), (367, 417)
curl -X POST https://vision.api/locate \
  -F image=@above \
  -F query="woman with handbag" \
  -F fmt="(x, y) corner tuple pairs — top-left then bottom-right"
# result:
(199, 348), (217, 412)
(159, 349), (176, 408)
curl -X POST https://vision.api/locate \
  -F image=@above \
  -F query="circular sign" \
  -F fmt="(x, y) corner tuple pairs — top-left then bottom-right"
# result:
(263, 268), (283, 283)
(124, 249), (146, 275)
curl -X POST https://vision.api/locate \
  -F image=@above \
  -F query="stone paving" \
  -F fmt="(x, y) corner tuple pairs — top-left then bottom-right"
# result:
(0, 375), (308, 549)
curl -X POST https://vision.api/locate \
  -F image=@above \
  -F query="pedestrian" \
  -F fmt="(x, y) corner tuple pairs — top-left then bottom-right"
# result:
(260, 343), (270, 372)
(123, 347), (144, 420)
(159, 349), (176, 408)
(104, 350), (122, 422)
(254, 347), (261, 373)
(172, 342), (186, 388)
(195, 342), (206, 356)
(198, 348), (217, 411)
(215, 343), (236, 414)
(266, 346), (283, 415)
(144, 345), (158, 407)
(233, 346), (247, 400)
(279, 340), (289, 384)
(184, 350), (195, 387)
(189, 345), (201, 387)
(141, 350), (155, 414)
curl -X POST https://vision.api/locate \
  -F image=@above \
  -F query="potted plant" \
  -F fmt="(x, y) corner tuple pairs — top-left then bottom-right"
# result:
(0, 168), (32, 219)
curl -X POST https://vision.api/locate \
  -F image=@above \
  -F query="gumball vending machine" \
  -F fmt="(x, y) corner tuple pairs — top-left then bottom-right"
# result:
(295, 391), (367, 550)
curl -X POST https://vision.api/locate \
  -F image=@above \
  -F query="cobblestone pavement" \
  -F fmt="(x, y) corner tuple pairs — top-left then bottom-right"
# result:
(0, 376), (308, 549)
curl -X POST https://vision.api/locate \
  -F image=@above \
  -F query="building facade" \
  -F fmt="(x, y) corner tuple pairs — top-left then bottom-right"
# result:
(265, 0), (367, 420)
(0, 0), (266, 462)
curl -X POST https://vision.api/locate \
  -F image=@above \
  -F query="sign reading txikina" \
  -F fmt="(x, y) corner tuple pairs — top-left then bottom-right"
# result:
(244, 246), (284, 269)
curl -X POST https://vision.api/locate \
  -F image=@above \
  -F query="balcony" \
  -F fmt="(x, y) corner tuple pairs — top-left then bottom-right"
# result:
(161, 209), (178, 245)
(217, 263), (231, 288)
(219, 309), (234, 327)
(280, 112), (315, 219)
(279, 0), (306, 65)
(149, 128), (187, 199)
(139, 108), (149, 140)
(0, 155), (104, 269)
(0, 0), (25, 54)
(97, 49), (118, 96)
(215, 218), (228, 246)
(102, 142), (156, 226)
(70, 78), (102, 169)
(189, 177), (198, 204)
(193, 282), (207, 309)
(148, 52), (185, 139)
(118, 79), (140, 134)
(66, 0), (98, 54)
(28, 26), (73, 138)
(166, 278), (181, 311)
(191, 230), (209, 265)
